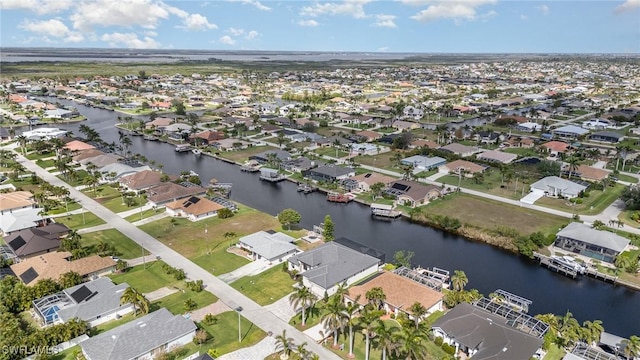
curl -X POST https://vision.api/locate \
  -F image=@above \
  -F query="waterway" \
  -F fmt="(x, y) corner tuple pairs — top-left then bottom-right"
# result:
(30, 98), (640, 337)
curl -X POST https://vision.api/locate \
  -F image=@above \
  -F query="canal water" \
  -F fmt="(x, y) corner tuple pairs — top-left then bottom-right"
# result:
(36, 98), (640, 337)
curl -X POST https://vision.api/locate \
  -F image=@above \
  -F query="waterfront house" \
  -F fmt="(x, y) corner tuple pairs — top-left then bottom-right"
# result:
(33, 277), (134, 327)
(145, 117), (173, 130)
(10, 251), (116, 286)
(541, 141), (571, 157)
(80, 307), (197, 360)
(529, 176), (587, 199)
(281, 157), (324, 173)
(4, 223), (70, 259)
(563, 164), (608, 182)
(551, 125), (589, 140)
(288, 242), (380, 297)
(334, 237), (386, 264)
(303, 164), (355, 182)
(146, 182), (207, 206)
(164, 196), (224, 221)
(118, 170), (164, 192)
(439, 143), (481, 158)
(554, 222), (630, 263)
(386, 180), (442, 208)
(476, 150), (518, 164)
(22, 127), (67, 141)
(99, 163), (151, 181)
(432, 302), (543, 360)
(63, 140), (95, 153)
(350, 172), (397, 192)
(588, 131), (624, 144)
(249, 150), (291, 164)
(401, 155), (447, 174)
(237, 231), (298, 263)
(190, 130), (225, 146)
(80, 153), (122, 168)
(346, 271), (443, 319)
(354, 130), (382, 142)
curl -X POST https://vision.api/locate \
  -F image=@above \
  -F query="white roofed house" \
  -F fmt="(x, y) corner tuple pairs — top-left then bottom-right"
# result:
(476, 150), (518, 164)
(529, 176), (587, 199)
(237, 230), (299, 263)
(554, 222), (630, 263)
(400, 155), (447, 174)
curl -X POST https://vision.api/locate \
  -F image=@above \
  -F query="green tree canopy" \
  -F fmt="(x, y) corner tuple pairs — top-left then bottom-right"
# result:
(278, 208), (302, 230)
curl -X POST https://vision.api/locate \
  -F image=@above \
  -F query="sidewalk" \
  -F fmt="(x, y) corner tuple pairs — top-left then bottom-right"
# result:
(264, 293), (297, 322)
(217, 336), (277, 360)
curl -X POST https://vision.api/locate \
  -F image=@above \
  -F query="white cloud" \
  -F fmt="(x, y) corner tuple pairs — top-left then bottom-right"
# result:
(0, 0), (73, 15)
(19, 19), (84, 42)
(219, 35), (236, 45)
(230, 0), (271, 11)
(377, 46), (389, 52)
(373, 14), (397, 28)
(615, 0), (640, 13)
(70, 0), (174, 32)
(409, 0), (497, 23)
(537, 4), (550, 15)
(297, 19), (319, 27)
(227, 27), (245, 36)
(245, 30), (259, 39)
(100, 32), (161, 48)
(520, 14), (528, 20)
(182, 13), (217, 31)
(300, 0), (371, 19)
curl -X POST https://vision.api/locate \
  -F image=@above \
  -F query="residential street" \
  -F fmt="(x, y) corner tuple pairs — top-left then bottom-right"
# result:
(12, 149), (341, 360)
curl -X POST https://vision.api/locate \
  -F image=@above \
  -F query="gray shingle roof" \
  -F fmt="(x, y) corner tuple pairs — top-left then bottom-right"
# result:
(289, 242), (379, 289)
(81, 308), (196, 360)
(239, 231), (298, 261)
(556, 222), (629, 253)
(530, 176), (587, 198)
(57, 278), (130, 323)
(433, 303), (542, 360)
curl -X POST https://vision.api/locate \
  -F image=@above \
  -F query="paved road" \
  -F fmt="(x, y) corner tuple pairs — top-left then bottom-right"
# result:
(13, 150), (341, 360)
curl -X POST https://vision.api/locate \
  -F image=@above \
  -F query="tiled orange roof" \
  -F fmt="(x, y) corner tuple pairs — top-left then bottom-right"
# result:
(10, 251), (116, 286)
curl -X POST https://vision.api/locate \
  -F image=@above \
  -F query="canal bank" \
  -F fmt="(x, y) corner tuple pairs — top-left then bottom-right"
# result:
(37, 97), (640, 337)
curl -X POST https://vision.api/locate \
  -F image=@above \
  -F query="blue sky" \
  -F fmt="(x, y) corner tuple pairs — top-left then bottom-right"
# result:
(1, 0), (638, 53)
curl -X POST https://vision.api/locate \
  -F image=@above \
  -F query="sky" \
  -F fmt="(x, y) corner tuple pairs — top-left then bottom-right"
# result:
(0, 0), (639, 53)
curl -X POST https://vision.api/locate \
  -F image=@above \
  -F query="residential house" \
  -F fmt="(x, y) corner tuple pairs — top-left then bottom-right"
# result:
(10, 251), (116, 286)
(354, 130), (382, 142)
(347, 271), (443, 319)
(0, 191), (36, 215)
(551, 125), (589, 140)
(44, 108), (73, 119)
(33, 277), (134, 327)
(392, 120), (420, 131)
(386, 180), (442, 207)
(4, 223), (69, 259)
(249, 150), (291, 164)
(443, 160), (488, 176)
(119, 170), (164, 192)
(588, 131), (624, 144)
(439, 143), (481, 158)
(401, 155), (447, 174)
(529, 176), (587, 199)
(190, 130), (225, 146)
(303, 164), (355, 182)
(349, 143), (381, 156)
(0, 191), (46, 235)
(432, 302), (543, 360)
(22, 127), (67, 141)
(541, 141), (571, 158)
(582, 118), (612, 130)
(516, 122), (542, 133)
(164, 196), (225, 221)
(288, 242), (380, 297)
(80, 154), (122, 168)
(64, 140), (95, 152)
(555, 222), (630, 263)
(334, 237), (386, 264)
(281, 157), (324, 173)
(146, 183), (207, 206)
(409, 139), (439, 149)
(99, 163), (151, 181)
(350, 172), (397, 192)
(212, 138), (251, 151)
(145, 117), (172, 131)
(80, 308), (197, 360)
(476, 150), (518, 164)
(564, 165), (608, 182)
(237, 231), (298, 262)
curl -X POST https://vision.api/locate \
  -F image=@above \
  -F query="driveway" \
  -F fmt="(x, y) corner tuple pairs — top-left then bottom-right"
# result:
(12, 149), (341, 360)
(217, 258), (281, 284)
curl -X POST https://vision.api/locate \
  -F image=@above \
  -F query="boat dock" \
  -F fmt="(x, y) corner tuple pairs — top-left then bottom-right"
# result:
(259, 168), (286, 182)
(297, 183), (317, 194)
(370, 203), (402, 219)
(175, 144), (191, 152)
(327, 192), (353, 203)
(533, 252), (581, 278)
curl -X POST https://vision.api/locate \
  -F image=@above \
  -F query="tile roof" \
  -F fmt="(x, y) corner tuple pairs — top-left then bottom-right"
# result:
(4, 223), (69, 258)
(147, 183), (207, 204)
(10, 252), (116, 286)
(0, 191), (35, 211)
(165, 196), (225, 216)
(444, 160), (488, 174)
(119, 170), (163, 190)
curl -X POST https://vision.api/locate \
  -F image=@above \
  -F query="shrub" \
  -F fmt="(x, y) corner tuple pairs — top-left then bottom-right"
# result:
(202, 314), (218, 325)
(442, 343), (456, 355)
(184, 299), (197, 311)
(434, 337), (443, 346)
(218, 208), (234, 219)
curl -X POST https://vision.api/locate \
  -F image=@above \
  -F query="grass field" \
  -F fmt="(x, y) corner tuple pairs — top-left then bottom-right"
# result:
(230, 265), (296, 305)
(535, 184), (625, 215)
(81, 229), (150, 259)
(196, 310), (266, 355)
(55, 211), (106, 229)
(139, 205), (281, 275)
(543, 344), (566, 360)
(151, 289), (218, 315)
(420, 193), (569, 235)
(314, 147), (349, 159)
(109, 261), (177, 293)
(124, 206), (164, 222)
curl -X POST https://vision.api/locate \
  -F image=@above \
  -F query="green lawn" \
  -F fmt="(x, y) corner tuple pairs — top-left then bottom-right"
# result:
(55, 211), (106, 229)
(81, 229), (150, 259)
(35, 158), (56, 168)
(151, 289), (218, 315)
(195, 310), (267, 355)
(92, 312), (137, 335)
(313, 147), (349, 159)
(59, 169), (89, 187)
(543, 344), (566, 360)
(230, 265), (296, 305)
(109, 261), (177, 293)
(51, 345), (82, 360)
(124, 207), (164, 222)
(99, 194), (145, 214)
(535, 184), (625, 215)
(191, 251), (251, 276)
(46, 200), (82, 215)
(290, 300), (329, 330)
(616, 174), (639, 184)
(25, 151), (54, 160)
(503, 147), (539, 157)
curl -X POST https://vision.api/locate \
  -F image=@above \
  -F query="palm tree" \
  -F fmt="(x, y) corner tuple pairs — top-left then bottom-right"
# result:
(342, 296), (361, 358)
(289, 284), (317, 327)
(408, 302), (427, 329)
(559, 311), (581, 349)
(451, 270), (468, 292)
(365, 287), (386, 310)
(332, 282), (349, 304)
(373, 320), (399, 360)
(399, 323), (429, 360)
(295, 342), (309, 360)
(120, 287), (150, 316)
(274, 330), (294, 359)
(565, 155), (580, 179)
(622, 335), (640, 360)
(360, 306), (383, 360)
(16, 135), (27, 155)
(581, 320), (604, 345)
(322, 298), (345, 349)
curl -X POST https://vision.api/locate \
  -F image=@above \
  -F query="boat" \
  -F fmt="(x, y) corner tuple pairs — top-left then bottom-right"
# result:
(550, 255), (586, 274)
(370, 203), (402, 219)
(192, 148), (202, 156)
(327, 192), (353, 203)
(297, 183), (317, 194)
(143, 135), (159, 141)
(131, 131), (143, 137)
(175, 144), (191, 152)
